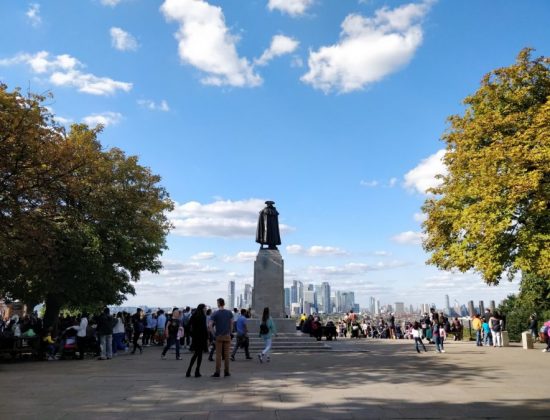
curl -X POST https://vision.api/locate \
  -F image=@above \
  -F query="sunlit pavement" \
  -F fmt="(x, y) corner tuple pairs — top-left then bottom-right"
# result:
(1, 338), (549, 419)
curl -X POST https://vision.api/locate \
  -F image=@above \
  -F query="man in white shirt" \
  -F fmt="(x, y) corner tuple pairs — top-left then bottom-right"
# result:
(72, 313), (88, 359)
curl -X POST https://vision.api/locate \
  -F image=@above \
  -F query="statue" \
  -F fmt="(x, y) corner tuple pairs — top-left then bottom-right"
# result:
(256, 201), (281, 249)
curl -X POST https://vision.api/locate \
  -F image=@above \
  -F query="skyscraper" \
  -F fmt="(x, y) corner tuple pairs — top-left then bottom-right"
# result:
(321, 282), (331, 314)
(244, 283), (252, 309)
(284, 287), (290, 313)
(228, 280), (235, 309)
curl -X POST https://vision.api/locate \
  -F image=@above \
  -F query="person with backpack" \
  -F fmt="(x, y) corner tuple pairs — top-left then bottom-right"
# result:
(258, 307), (277, 363)
(231, 309), (253, 361)
(162, 309), (183, 360)
(490, 312), (503, 347)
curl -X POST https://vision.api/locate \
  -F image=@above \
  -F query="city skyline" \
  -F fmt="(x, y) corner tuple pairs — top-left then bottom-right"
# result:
(1, 1), (546, 309)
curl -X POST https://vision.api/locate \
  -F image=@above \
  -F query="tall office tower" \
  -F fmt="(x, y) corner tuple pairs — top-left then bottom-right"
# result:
(335, 291), (343, 313)
(303, 290), (316, 313)
(321, 282), (331, 314)
(445, 294), (451, 315)
(375, 299), (380, 315)
(297, 281), (304, 307)
(348, 292), (356, 312)
(369, 297), (376, 314)
(395, 302), (405, 314)
(314, 284), (323, 312)
(243, 283), (252, 308)
(237, 294), (242, 309)
(284, 288), (290, 313)
(228, 280), (235, 309)
(291, 281), (298, 304)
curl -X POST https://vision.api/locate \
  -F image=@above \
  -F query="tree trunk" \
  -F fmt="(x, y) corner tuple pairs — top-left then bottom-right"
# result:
(43, 294), (62, 333)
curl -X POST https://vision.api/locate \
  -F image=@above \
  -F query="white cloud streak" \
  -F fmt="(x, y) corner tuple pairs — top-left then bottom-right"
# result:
(391, 230), (426, 245)
(160, 0), (261, 87)
(190, 252), (216, 261)
(110, 27), (139, 51)
(0, 51), (132, 95)
(286, 244), (348, 257)
(169, 199), (294, 238)
(255, 35), (299, 66)
(83, 112), (123, 127)
(223, 252), (258, 263)
(301, 1), (433, 93)
(308, 260), (410, 276)
(268, 0), (314, 16)
(404, 149), (447, 194)
(137, 99), (170, 112)
(101, 0), (122, 6)
(26, 3), (42, 27)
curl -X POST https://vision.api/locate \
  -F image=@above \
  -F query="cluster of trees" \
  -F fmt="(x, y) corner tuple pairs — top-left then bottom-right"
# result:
(0, 85), (173, 329)
(422, 49), (549, 338)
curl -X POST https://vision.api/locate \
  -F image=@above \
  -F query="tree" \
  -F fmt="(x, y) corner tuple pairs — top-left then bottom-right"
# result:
(0, 85), (173, 328)
(422, 49), (550, 285)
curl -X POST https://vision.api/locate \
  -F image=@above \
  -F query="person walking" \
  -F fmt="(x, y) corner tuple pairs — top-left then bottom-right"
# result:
(162, 309), (182, 360)
(96, 307), (115, 360)
(186, 304), (208, 377)
(258, 307), (277, 363)
(209, 298), (233, 377)
(231, 309), (252, 361)
(130, 308), (144, 354)
(411, 321), (427, 353)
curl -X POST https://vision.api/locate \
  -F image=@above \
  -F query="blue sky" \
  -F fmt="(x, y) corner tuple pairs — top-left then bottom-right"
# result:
(1, 0), (548, 309)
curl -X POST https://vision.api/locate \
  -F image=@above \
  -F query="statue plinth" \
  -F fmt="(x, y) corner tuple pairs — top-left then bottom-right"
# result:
(252, 248), (285, 318)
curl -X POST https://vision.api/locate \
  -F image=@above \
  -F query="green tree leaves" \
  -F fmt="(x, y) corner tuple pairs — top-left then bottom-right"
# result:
(0, 85), (173, 323)
(422, 49), (550, 285)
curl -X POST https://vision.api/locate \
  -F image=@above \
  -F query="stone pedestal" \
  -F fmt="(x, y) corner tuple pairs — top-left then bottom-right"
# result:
(252, 248), (285, 319)
(501, 331), (510, 347)
(522, 331), (534, 349)
(247, 318), (297, 334)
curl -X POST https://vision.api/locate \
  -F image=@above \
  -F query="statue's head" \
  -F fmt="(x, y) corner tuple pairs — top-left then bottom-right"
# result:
(265, 200), (275, 206)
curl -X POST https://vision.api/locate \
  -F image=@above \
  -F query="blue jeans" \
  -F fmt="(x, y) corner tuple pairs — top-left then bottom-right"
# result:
(476, 330), (482, 346)
(434, 336), (443, 351)
(112, 332), (126, 353)
(414, 337), (426, 353)
(484, 331), (492, 346)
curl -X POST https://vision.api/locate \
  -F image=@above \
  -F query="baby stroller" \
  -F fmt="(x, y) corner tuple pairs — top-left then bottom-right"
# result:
(59, 328), (78, 359)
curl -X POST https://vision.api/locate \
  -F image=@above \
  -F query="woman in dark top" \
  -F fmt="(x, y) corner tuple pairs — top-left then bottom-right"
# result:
(186, 304), (208, 378)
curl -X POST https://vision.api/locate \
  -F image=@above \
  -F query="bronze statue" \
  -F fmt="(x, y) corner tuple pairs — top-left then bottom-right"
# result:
(256, 201), (281, 249)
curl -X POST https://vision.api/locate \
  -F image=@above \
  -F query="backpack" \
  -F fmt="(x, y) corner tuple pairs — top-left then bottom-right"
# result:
(491, 319), (501, 332)
(259, 322), (269, 335)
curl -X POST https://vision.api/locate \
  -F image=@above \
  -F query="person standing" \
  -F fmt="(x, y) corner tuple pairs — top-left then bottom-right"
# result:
(528, 314), (538, 342)
(96, 307), (115, 360)
(162, 309), (182, 360)
(209, 298), (233, 377)
(186, 304), (208, 377)
(231, 309), (253, 361)
(112, 312), (127, 355)
(411, 321), (427, 353)
(73, 313), (88, 360)
(258, 307), (277, 363)
(156, 310), (166, 346)
(472, 314), (482, 346)
(131, 308), (144, 354)
(490, 312), (503, 347)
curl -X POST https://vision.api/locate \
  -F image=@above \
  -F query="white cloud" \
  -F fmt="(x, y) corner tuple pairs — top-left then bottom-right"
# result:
(301, 1), (432, 93)
(0, 51), (132, 96)
(360, 179), (378, 188)
(404, 149), (447, 194)
(137, 99), (170, 112)
(190, 252), (216, 261)
(391, 230), (426, 245)
(54, 116), (73, 125)
(388, 177), (398, 187)
(160, 0), (261, 87)
(286, 244), (348, 257)
(309, 260), (410, 276)
(101, 0), (122, 6)
(255, 35), (299, 66)
(223, 252), (258, 263)
(83, 112), (123, 127)
(169, 198), (294, 238)
(413, 212), (427, 223)
(26, 3), (42, 27)
(110, 27), (139, 51)
(268, 0), (314, 16)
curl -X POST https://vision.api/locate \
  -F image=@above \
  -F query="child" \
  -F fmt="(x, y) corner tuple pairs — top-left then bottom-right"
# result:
(439, 323), (447, 353)
(412, 321), (427, 353)
(43, 327), (58, 360)
(432, 322), (444, 353)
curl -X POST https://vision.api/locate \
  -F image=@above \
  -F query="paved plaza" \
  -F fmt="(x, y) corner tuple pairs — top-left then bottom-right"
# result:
(1, 338), (549, 419)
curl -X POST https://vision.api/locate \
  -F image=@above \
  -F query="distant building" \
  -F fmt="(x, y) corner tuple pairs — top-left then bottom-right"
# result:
(321, 282), (331, 314)
(284, 288), (290, 314)
(228, 280), (235, 309)
(395, 302), (405, 314)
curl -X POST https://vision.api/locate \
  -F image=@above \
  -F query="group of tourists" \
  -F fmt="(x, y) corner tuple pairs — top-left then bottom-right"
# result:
(8, 299), (278, 378)
(471, 309), (505, 347)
